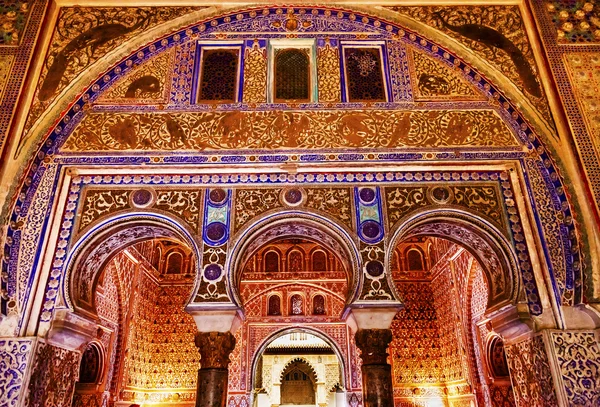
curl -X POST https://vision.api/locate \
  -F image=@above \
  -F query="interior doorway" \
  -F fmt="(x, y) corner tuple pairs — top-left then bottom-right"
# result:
(253, 331), (345, 407)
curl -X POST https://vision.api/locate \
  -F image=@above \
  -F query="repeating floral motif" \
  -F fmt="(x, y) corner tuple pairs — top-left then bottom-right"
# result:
(551, 331), (600, 406)
(0, 338), (34, 407)
(242, 40), (267, 104)
(386, 40), (412, 101)
(14, 164), (57, 320)
(546, 1), (600, 43)
(79, 189), (131, 231)
(62, 109), (518, 151)
(317, 39), (341, 103)
(524, 157), (569, 304)
(26, 341), (81, 407)
(0, 1), (30, 45)
(233, 189), (283, 232)
(505, 335), (558, 407)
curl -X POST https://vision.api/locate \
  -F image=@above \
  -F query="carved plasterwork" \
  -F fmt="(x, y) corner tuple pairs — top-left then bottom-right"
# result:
(387, 6), (552, 124)
(0, 338), (34, 407)
(98, 48), (175, 104)
(22, 6), (202, 141)
(62, 109), (519, 152)
(408, 47), (481, 101)
(317, 39), (342, 103)
(550, 331), (600, 405)
(243, 40), (267, 104)
(505, 335), (558, 406)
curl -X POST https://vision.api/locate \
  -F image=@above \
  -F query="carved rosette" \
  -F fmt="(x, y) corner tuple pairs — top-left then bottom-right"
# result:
(355, 329), (393, 365)
(195, 332), (236, 370)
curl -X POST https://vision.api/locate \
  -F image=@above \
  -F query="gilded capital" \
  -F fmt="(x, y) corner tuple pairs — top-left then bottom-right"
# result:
(195, 331), (236, 370)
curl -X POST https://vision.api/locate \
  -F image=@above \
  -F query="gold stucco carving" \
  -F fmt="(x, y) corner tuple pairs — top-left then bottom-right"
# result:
(63, 109), (519, 151)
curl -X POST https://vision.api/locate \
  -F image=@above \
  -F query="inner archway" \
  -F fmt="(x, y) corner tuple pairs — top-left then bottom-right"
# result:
(252, 330), (344, 407)
(71, 238), (198, 406)
(388, 235), (517, 406)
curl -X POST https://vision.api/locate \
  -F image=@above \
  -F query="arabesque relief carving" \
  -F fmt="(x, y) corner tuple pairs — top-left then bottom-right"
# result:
(63, 109), (519, 151)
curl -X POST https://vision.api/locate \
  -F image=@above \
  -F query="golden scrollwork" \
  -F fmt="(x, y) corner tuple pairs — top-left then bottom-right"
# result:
(317, 40), (342, 103)
(63, 109), (519, 151)
(242, 40), (267, 104)
(98, 49), (175, 104)
(409, 48), (480, 100)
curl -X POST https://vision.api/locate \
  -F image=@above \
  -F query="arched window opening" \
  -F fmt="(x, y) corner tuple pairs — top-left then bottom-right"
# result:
(290, 294), (304, 315)
(78, 343), (102, 384)
(489, 337), (510, 378)
(288, 250), (304, 273)
(311, 251), (327, 272)
(406, 248), (424, 271)
(312, 295), (326, 315)
(264, 251), (280, 273)
(275, 49), (310, 102)
(268, 295), (282, 316)
(165, 251), (184, 274)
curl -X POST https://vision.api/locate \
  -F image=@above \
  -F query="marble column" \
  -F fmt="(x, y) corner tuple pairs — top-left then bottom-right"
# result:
(195, 331), (236, 407)
(355, 329), (394, 407)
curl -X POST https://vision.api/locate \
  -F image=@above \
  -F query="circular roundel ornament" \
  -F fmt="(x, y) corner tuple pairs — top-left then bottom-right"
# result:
(282, 188), (304, 206)
(429, 186), (453, 204)
(204, 264), (222, 281)
(365, 260), (384, 277)
(361, 220), (382, 241)
(209, 188), (228, 205)
(206, 222), (227, 243)
(131, 189), (154, 208)
(358, 187), (376, 204)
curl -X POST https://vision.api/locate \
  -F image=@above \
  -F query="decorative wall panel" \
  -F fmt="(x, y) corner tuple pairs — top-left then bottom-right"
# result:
(26, 341), (81, 407)
(550, 330), (600, 406)
(0, 337), (35, 407)
(62, 109), (519, 152)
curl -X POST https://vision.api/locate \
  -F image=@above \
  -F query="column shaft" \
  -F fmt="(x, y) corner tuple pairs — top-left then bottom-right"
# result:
(195, 331), (236, 407)
(355, 329), (394, 407)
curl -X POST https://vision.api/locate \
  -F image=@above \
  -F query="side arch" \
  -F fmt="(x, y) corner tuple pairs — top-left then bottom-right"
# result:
(227, 211), (362, 308)
(64, 212), (201, 320)
(387, 208), (521, 313)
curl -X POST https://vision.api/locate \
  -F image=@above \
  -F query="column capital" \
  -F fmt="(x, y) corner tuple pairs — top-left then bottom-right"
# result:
(195, 331), (236, 369)
(355, 328), (393, 365)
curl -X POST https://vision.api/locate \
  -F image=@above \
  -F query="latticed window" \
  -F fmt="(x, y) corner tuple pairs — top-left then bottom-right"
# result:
(198, 48), (239, 102)
(312, 251), (327, 272)
(344, 47), (386, 102)
(268, 295), (281, 316)
(288, 251), (304, 272)
(290, 294), (303, 315)
(275, 49), (310, 101)
(312, 295), (326, 315)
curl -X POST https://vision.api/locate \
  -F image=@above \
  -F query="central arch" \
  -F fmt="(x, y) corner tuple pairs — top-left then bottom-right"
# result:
(250, 326), (348, 394)
(227, 211), (362, 309)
